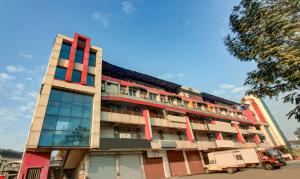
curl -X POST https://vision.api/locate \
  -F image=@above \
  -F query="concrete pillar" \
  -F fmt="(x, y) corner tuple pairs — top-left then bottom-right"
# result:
(183, 151), (191, 175)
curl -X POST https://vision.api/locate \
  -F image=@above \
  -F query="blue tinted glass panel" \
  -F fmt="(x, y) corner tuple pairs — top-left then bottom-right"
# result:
(46, 101), (60, 115)
(75, 48), (84, 63)
(72, 70), (81, 83)
(39, 131), (54, 146)
(42, 116), (57, 130)
(88, 51), (96, 67)
(87, 74), (95, 86)
(54, 67), (67, 80)
(59, 42), (71, 60)
(59, 103), (72, 117)
(38, 89), (93, 147)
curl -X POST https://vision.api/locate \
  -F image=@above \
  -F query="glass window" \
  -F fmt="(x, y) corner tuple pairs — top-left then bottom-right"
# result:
(56, 117), (70, 130)
(38, 131), (54, 146)
(46, 101), (60, 115)
(75, 47), (84, 63)
(87, 74), (95, 86)
(59, 42), (71, 60)
(42, 116), (57, 130)
(54, 67), (67, 80)
(72, 70), (81, 83)
(59, 103), (72, 117)
(88, 51), (96, 67)
(39, 89), (93, 147)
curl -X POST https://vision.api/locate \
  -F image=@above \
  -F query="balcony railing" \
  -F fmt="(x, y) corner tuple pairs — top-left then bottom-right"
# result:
(101, 111), (145, 125)
(196, 141), (217, 150)
(190, 122), (209, 131)
(102, 92), (249, 123)
(247, 128), (263, 134)
(150, 117), (186, 129)
(215, 140), (235, 148)
(233, 142), (257, 148)
(258, 142), (272, 148)
(207, 121), (237, 133)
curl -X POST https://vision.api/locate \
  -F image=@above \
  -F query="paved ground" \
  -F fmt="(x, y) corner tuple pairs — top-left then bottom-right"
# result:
(170, 160), (300, 179)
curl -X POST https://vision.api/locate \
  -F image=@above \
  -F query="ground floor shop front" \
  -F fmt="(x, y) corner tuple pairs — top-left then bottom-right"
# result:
(86, 150), (205, 179)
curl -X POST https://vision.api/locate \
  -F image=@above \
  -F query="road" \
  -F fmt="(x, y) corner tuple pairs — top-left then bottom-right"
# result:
(170, 160), (300, 179)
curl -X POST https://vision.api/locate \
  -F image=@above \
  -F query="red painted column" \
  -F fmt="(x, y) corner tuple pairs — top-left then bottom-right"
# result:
(81, 38), (91, 85)
(143, 110), (153, 140)
(254, 134), (261, 144)
(65, 33), (79, 82)
(185, 117), (195, 142)
(215, 131), (223, 140)
(232, 122), (245, 143)
(18, 152), (51, 179)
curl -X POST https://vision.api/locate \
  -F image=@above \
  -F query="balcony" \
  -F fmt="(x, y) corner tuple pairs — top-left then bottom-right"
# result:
(196, 141), (217, 150)
(258, 142), (272, 148)
(167, 115), (186, 123)
(247, 128), (263, 134)
(190, 122), (208, 131)
(150, 117), (186, 129)
(215, 140), (235, 148)
(239, 128), (248, 134)
(101, 111), (145, 125)
(207, 121), (237, 133)
(102, 92), (249, 123)
(234, 142), (257, 148)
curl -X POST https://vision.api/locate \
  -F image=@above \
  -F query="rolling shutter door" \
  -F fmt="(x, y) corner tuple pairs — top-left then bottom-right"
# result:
(167, 151), (187, 176)
(144, 157), (165, 179)
(88, 155), (116, 179)
(186, 151), (204, 174)
(119, 155), (142, 179)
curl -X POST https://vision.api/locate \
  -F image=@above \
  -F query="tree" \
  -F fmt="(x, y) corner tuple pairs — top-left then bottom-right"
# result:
(224, 0), (300, 121)
(295, 128), (300, 139)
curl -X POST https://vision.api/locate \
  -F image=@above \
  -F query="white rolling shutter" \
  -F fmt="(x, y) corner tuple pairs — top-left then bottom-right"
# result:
(88, 155), (116, 179)
(119, 155), (142, 179)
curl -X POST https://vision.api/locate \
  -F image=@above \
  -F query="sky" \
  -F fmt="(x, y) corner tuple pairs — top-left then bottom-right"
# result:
(0, 0), (298, 151)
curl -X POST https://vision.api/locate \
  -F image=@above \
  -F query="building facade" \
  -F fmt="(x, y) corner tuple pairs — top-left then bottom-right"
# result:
(18, 33), (288, 179)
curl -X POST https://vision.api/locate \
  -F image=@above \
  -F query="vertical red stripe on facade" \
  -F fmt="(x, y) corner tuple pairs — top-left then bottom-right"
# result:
(232, 123), (245, 143)
(215, 131), (223, 140)
(254, 134), (261, 144)
(143, 110), (153, 140)
(65, 33), (79, 82)
(81, 37), (91, 85)
(247, 98), (267, 124)
(18, 152), (51, 179)
(185, 117), (195, 142)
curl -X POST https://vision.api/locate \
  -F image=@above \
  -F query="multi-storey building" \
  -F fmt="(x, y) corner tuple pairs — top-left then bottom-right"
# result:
(18, 33), (288, 179)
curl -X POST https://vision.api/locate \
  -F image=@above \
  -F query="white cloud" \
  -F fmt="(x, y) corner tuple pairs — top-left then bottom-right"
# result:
(220, 83), (235, 89)
(92, 12), (112, 27)
(18, 51), (33, 60)
(6, 65), (26, 73)
(0, 73), (15, 81)
(159, 73), (174, 79)
(231, 86), (247, 94)
(122, 1), (136, 14)
(177, 73), (187, 78)
(212, 89), (226, 96)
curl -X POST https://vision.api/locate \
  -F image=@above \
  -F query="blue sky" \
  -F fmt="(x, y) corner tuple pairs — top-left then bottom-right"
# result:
(0, 0), (298, 151)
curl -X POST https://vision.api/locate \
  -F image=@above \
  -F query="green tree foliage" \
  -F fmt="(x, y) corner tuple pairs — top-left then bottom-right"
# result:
(225, 0), (300, 121)
(295, 128), (300, 139)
